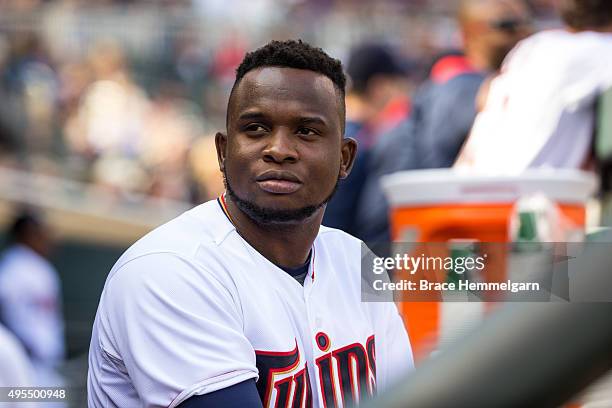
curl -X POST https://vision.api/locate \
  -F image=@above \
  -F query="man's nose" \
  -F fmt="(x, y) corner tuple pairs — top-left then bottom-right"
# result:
(262, 128), (298, 164)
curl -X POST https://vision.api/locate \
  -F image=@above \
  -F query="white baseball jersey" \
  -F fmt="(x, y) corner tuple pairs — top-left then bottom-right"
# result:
(456, 29), (612, 174)
(88, 197), (413, 408)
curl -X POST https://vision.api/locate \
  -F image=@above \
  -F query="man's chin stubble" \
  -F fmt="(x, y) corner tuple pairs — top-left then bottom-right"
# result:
(223, 172), (339, 227)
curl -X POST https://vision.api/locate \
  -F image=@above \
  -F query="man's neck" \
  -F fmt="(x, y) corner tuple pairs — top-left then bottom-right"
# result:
(465, 50), (492, 73)
(224, 195), (322, 269)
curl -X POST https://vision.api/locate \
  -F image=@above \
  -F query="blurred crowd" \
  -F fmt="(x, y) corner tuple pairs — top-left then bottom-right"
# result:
(0, 0), (560, 205)
(323, 0), (612, 245)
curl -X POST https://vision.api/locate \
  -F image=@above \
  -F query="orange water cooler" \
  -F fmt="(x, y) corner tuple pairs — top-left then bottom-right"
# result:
(381, 169), (597, 361)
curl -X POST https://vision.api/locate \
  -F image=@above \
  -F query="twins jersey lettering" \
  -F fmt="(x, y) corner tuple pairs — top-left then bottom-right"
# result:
(88, 198), (413, 407)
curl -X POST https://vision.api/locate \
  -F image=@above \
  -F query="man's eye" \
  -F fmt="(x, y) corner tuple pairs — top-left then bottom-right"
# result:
(244, 124), (268, 134)
(296, 127), (318, 137)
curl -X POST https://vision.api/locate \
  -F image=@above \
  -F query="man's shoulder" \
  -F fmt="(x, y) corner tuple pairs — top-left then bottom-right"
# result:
(96, 200), (240, 334)
(108, 199), (232, 280)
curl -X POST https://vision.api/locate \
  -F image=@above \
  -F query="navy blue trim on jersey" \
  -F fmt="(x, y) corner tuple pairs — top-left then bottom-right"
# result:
(217, 196), (233, 223)
(279, 250), (312, 277)
(177, 379), (263, 408)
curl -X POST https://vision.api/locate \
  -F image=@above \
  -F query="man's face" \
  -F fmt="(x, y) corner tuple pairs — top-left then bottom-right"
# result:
(485, 1), (532, 68)
(216, 67), (356, 225)
(464, 0), (532, 70)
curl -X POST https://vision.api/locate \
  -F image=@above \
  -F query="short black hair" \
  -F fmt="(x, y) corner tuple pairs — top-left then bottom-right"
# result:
(228, 40), (346, 133)
(234, 39), (346, 96)
(560, 0), (612, 30)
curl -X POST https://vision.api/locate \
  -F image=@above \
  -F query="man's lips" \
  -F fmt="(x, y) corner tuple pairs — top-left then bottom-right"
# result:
(257, 179), (302, 194)
(256, 170), (302, 194)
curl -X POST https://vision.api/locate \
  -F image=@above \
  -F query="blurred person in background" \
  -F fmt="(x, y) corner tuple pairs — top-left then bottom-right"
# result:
(62, 40), (206, 202)
(348, 0), (532, 246)
(323, 42), (410, 235)
(343, 42), (411, 150)
(456, 0), (612, 174)
(0, 28), (59, 170)
(0, 211), (65, 387)
(140, 83), (204, 201)
(414, 0), (532, 168)
(63, 40), (151, 195)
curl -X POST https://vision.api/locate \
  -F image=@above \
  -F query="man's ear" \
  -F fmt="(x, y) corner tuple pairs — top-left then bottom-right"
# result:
(339, 137), (358, 179)
(215, 132), (228, 172)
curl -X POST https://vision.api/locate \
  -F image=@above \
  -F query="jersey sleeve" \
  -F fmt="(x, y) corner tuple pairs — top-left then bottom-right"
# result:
(177, 379), (263, 408)
(96, 252), (258, 407)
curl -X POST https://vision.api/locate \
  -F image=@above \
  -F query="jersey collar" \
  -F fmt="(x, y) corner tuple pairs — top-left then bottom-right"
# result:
(216, 193), (318, 283)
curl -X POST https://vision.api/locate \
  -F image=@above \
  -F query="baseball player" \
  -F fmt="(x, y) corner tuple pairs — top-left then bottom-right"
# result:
(0, 212), (65, 387)
(88, 40), (413, 408)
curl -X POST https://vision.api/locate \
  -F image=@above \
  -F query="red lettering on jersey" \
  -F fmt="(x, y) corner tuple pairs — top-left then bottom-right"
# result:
(255, 340), (313, 408)
(291, 365), (311, 408)
(332, 342), (369, 405)
(314, 332), (377, 407)
(315, 351), (338, 408)
(365, 335), (377, 395)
